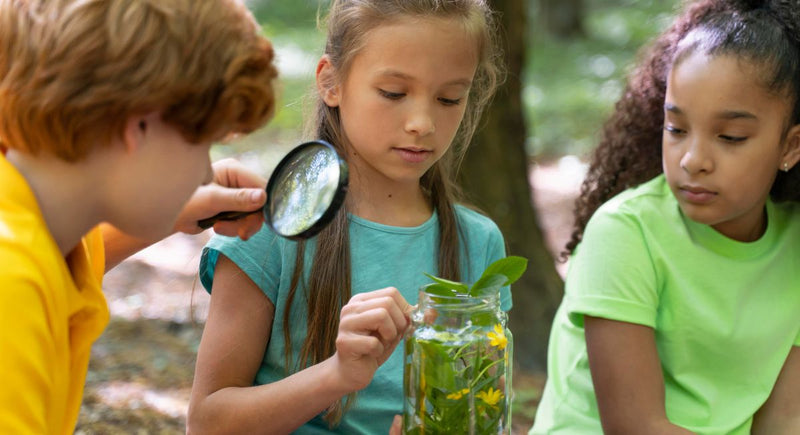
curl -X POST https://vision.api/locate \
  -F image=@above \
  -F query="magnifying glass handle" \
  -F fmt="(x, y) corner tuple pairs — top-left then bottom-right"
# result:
(197, 209), (261, 230)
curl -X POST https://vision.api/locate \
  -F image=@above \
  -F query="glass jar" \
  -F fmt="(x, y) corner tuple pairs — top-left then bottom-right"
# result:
(402, 289), (513, 434)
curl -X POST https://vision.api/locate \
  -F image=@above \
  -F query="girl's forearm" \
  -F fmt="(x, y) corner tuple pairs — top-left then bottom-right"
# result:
(187, 357), (352, 435)
(752, 414), (800, 435)
(650, 420), (696, 435)
(751, 346), (800, 435)
(601, 417), (694, 435)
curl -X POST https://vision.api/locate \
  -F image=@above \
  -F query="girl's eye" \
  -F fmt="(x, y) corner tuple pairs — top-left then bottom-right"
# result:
(438, 97), (462, 106)
(719, 135), (747, 143)
(378, 89), (404, 100)
(664, 125), (686, 136)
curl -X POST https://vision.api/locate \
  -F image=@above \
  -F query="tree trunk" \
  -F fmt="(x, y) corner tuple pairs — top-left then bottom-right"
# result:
(538, 0), (586, 39)
(459, 0), (564, 373)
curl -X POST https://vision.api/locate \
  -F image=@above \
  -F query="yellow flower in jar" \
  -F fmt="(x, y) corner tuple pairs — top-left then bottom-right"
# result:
(446, 388), (470, 400)
(487, 324), (507, 350)
(476, 387), (504, 407)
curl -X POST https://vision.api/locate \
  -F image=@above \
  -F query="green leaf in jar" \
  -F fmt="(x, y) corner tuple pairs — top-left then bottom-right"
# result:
(423, 273), (469, 294)
(470, 256), (528, 291)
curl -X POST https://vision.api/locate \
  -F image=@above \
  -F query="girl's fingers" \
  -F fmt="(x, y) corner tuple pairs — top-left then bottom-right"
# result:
(389, 415), (403, 435)
(350, 287), (410, 314)
(348, 288), (411, 322)
(340, 307), (400, 344)
(336, 330), (386, 359)
(377, 287), (413, 316)
(342, 295), (407, 332)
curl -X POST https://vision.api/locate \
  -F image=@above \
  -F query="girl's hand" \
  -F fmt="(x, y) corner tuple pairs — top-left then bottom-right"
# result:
(331, 287), (412, 391)
(389, 415), (402, 435)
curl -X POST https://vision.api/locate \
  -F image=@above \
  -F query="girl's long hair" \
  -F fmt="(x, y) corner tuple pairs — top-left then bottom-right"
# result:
(281, 0), (503, 426)
(564, 0), (800, 257)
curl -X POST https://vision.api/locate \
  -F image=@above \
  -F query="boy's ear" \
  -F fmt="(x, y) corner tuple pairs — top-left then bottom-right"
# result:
(121, 115), (147, 154)
(316, 55), (341, 107)
(781, 124), (800, 171)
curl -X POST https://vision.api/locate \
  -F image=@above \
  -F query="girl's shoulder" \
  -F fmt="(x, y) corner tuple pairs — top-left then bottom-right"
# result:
(580, 175), (681, 248)
(204, 223), (294, 258)
(453, 204), (501, 231)
(593, 175), (674, 222)
(199, 224), (297, 292)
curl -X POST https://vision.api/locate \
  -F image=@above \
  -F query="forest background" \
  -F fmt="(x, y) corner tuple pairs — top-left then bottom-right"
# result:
(76, 0), (680, 433)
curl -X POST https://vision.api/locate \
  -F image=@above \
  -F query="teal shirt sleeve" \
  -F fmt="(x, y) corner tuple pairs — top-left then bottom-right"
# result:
(565, 202), (658, 328)
(199, 224), (291, 304)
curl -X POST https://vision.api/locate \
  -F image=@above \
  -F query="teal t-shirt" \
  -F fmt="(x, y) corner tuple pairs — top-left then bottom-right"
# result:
(200, 205), (512, 434)
(531, 175), (800, 435)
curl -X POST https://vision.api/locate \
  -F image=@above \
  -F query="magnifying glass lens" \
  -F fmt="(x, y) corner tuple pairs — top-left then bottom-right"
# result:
(263, 140), (347, 240)
(268, 143), (340, 237)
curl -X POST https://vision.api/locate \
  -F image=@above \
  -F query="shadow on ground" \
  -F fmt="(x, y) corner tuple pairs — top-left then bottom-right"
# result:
(77, 318), (201, 434)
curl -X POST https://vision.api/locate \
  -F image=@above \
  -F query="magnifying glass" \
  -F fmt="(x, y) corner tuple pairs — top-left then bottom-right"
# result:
(197, 140), (348, 240)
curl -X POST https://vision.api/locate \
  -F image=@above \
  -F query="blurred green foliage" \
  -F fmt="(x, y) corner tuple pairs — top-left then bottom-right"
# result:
(247, 0), (326, 135)
(219, 0), (681, 165)
(527, 0), (679, 158)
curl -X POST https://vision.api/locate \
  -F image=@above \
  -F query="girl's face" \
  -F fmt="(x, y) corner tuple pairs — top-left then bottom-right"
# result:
(323, 16), (479, 189)
(662, 52), (800, 241)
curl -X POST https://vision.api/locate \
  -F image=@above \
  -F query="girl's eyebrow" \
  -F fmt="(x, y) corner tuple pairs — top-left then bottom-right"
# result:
(664, 103), (758, 120)
(664, 103), (683, 115)
(376, 68), (472, 87)
(716, 110), (757, 121)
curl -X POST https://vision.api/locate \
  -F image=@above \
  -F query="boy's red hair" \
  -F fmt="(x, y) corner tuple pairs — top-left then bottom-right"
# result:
(0, 0), (278, 161)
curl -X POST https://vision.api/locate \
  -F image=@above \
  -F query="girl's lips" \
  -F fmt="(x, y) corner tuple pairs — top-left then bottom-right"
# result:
(679, 185), (717, 204)
(394, 147), (432, 163)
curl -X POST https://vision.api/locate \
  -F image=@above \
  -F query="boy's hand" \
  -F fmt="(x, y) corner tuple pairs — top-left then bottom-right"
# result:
(174, 158), (267, 240)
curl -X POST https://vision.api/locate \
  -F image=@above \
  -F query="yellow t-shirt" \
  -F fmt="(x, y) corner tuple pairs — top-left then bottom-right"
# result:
(0, 154), (110, 434)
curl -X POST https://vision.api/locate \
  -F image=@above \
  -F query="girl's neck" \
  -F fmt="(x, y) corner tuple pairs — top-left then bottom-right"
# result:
(6, 149), (107, 256)
(711, 204), (768, 243)
(347, 175), (433, 227)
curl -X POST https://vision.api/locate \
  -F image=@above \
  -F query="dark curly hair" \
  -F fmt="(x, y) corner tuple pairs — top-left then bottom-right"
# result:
(564, 0), (800, 257)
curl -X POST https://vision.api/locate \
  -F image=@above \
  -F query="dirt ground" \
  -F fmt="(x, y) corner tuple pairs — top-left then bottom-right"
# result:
(75, 159), (583, 434)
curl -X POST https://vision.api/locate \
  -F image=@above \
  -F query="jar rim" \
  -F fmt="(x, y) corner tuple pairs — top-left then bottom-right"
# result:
(417, 287), (500, 307)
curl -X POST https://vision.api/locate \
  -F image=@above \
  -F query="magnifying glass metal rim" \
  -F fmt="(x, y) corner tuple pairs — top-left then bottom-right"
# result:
(265, 139), (349, 241)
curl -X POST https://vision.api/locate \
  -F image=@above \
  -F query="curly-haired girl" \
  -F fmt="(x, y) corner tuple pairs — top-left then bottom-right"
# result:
(532, 0), (800, 433)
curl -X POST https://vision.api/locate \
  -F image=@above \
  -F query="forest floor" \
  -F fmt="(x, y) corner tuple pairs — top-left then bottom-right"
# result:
(75, 158), (584, 434)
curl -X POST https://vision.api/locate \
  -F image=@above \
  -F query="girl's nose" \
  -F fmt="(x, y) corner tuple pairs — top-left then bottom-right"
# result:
(404, 103), (436, 137)
(680, 139), (714, 174)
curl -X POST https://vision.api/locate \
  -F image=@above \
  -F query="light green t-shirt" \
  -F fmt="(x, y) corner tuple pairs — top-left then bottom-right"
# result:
(531, 175), (800, 435)
(200, 205), (512, 435)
